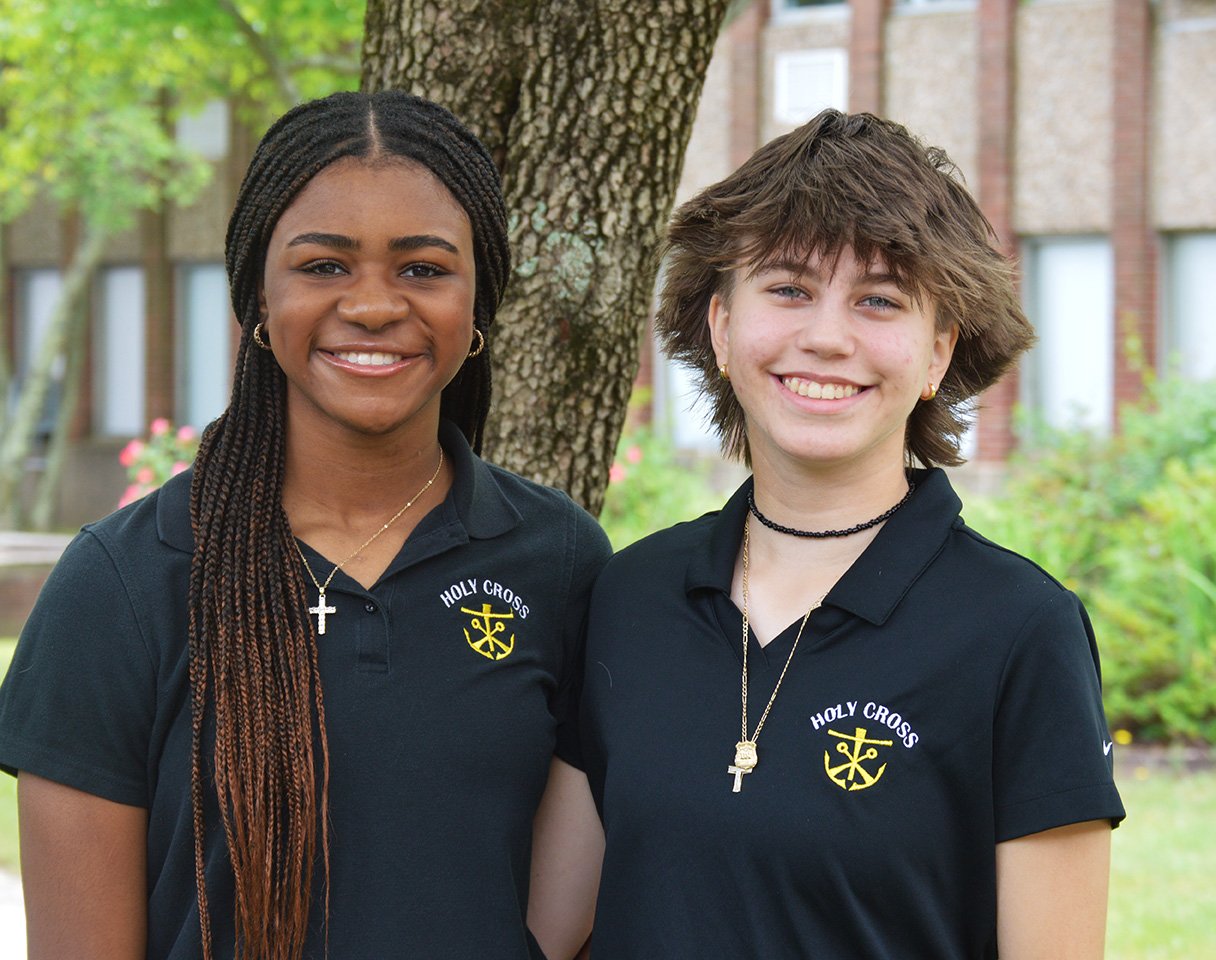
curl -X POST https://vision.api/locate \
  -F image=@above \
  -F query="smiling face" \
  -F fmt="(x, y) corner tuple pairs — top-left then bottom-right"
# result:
(259, 157), (477, 444)
(708, 246), (957, 478)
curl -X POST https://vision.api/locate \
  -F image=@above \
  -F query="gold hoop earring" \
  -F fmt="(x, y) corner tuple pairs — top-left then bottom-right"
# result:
(253, 322), (272, 352)
(467, 328), (485, 359)
(923, 381), (937, 401)
(718, 363), (730, 381)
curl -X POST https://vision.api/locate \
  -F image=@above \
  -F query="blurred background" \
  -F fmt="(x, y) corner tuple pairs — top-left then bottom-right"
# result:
(1, 0), (1213, 955)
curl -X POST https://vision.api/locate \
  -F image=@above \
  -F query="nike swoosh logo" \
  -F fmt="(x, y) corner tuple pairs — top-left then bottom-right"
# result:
(1104, 741), (1114, 756)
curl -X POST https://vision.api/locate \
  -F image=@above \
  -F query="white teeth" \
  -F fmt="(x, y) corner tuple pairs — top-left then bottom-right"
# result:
(782, 377), (859, 400)
(334, 351), (403, 366)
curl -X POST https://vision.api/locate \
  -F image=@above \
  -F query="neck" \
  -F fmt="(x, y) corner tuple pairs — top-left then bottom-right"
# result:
(748, 450), (912, 537)
(282, 413), (448, 530)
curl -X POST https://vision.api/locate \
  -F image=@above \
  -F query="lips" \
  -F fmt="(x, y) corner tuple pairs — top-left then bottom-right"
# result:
(780, 376), (860, 400)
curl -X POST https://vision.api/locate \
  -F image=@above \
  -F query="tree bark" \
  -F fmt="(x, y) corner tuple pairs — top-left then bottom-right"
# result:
(362, 0), (731, 513)
(30, 292), (88, 531)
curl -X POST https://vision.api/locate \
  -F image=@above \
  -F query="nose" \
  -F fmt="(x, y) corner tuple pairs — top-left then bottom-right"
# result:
(795, 295), (854, 357)
(336, 279), (407, 330)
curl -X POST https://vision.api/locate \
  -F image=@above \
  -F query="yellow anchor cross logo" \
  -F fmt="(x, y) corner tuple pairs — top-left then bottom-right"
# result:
(824, 726), (893, 791)
(460, 603), (515, 660)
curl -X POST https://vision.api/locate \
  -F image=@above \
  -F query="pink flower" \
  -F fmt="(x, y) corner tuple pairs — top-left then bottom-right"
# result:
(118, 484), (145, 508)
(609, 463), (627, 484)
(171, 461), (189, 476)
(625, 445), (643, 464)
(119, 439), (145, 468)
(150, 417), (171, 436)
(136, 466), (155, 485)
(176, 425), (197, 443)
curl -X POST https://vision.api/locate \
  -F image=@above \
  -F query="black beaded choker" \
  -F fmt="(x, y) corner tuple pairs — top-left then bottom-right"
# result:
(746, 481), (916, 539)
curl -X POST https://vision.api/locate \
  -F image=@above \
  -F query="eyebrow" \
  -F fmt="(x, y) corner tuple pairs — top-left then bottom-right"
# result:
(286, 232), (459, 254)
(754, 260), (903, 288)
(754, 259), (822, 279)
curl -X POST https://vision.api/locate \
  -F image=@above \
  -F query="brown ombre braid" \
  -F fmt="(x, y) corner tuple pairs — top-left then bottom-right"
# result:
(188, 91), (510, 959)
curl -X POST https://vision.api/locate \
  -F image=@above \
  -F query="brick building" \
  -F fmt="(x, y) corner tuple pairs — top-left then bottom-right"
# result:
(654, 0), (1216, 477)
(4, 0), (1215, 524)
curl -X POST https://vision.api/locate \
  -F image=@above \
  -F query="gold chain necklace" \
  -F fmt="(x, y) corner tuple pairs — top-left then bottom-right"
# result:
(728, 517), (824, 793)
(294, 447), (444, 635)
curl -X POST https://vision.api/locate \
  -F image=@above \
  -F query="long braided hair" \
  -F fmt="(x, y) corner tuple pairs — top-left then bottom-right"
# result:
(187, 91), (510, 959)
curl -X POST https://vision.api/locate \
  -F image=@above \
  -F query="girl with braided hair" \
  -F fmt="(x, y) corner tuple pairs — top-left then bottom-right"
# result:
(0, 91), (608, 960)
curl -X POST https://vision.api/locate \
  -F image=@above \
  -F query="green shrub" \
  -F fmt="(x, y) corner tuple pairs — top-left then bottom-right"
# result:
(599, 423), (724, 550)
(964, 376), (1216, 744)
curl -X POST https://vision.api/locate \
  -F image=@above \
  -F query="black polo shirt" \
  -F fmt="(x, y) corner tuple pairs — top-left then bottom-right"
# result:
(0, 420), (610, 960)
(581, 468), (1124, 960)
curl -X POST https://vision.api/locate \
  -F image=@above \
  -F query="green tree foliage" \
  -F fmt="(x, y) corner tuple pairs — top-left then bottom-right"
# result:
(964, 377), (1216, 744)
(0, 0), (364, 526)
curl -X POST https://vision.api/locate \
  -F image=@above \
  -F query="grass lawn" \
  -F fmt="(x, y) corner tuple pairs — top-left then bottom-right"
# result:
(0, 635), (1211, 955)
(0, 639), (17, 872)
(1108, 764), (1216, 958)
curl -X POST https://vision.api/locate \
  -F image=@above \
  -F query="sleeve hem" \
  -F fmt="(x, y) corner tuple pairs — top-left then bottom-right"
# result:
(0, 736), (147, 808)
(996, 781), (1126, 842)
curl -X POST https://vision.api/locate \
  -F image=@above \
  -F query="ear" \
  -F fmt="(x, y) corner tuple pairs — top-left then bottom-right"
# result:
(257, 288), (268, 320)
(928, 322), (959, 388)
(707, 293), (730, 369)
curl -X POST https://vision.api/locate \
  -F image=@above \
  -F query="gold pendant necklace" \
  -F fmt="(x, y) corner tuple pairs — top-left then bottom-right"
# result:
(294, 448), (444, 635)
(728, 517), (824, 793)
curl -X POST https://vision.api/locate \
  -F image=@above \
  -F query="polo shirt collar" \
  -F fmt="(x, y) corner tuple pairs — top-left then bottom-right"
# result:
(155, 418), (520, 555)
(686, 468), (961, 626)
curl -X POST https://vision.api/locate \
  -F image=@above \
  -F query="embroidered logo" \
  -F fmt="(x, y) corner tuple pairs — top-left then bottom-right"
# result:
(824, 726), (893, 791)
(461, 602), (516, 660)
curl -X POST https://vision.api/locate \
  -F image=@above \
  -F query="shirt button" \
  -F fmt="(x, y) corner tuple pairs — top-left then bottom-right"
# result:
(364, 602), (377, 614)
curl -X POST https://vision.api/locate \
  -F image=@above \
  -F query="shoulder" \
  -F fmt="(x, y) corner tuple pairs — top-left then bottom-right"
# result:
(947, 517), (1073, 602)
(597, 509), (719, 590)
(480, 461), (612, 566)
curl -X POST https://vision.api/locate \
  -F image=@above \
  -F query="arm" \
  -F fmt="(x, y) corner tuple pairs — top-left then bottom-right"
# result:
(527, 757), (604, 960)
(995, 819), (1112, 960)
(19, 772), (148, 960)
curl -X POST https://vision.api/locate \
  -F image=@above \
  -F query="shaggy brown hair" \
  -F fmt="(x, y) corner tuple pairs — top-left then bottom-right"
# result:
(655, 109), (1035, 466)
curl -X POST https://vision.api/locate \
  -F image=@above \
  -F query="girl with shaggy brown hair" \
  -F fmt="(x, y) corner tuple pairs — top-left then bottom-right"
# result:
(581, 110), (1123, 959)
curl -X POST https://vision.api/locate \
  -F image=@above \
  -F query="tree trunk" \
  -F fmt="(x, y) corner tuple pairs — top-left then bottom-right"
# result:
(29, 291), (89, 531)
(362, 0), (731, 513)
(0, 225), (107, 525)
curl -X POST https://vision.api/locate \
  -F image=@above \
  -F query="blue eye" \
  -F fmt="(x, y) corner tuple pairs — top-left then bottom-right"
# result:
(772, 284), (806, 299)
(859, 295), (898, 310)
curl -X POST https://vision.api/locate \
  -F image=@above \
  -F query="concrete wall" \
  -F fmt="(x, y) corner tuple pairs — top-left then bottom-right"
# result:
(1154, 5), (1216, 227)
(1014, 0), (1112, 235)
(885, 5), (979, 185)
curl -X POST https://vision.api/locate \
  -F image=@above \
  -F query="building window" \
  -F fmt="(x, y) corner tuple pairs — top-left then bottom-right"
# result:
(12, 269), (65, 435)
(1163, 232), (1216, 381)
(1021, 237), (1114, 433)
(656, 352), (721, 453)
(895, 0), (974, 7)
(94, 266), (147, 437)
(176, 263), (232, 430)
(175, 99), (230, 161)
(773, 0), (848, 15)
(773, 49), (848, 125)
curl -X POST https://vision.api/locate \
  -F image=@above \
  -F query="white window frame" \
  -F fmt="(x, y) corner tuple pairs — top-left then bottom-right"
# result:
(1020, 235), (1115, 434)
(175, 262), (233, 430)
(93, 265), (148, 438)
(175, 99), (230, 161)
(1161, 232), (1216, 382)
(771, 0), (849, 24)
(773, 49), (848, 126)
